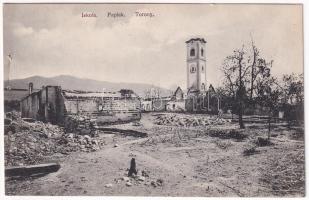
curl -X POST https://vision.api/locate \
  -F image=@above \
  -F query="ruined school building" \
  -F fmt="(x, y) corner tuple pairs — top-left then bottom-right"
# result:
(20, 84), (141, 128)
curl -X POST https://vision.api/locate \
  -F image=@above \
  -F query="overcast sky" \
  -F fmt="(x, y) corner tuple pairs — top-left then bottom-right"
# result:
(3, 4), (303, 89)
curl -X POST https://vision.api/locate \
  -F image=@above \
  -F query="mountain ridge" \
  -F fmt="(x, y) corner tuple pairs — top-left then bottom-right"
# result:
(4, 75), (173, 97)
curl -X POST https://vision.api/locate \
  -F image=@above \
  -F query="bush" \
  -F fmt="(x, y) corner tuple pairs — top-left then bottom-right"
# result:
(208, 129), (247, 141)
(243, 144), (258, 156)
(255, 137), (273, 147)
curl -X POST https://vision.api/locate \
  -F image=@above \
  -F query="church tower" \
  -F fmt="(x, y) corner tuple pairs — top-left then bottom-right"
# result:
(186, 38), (207, 94)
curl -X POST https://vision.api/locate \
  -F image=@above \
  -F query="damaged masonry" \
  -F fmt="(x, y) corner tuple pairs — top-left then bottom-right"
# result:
(20, 84), (142, 133)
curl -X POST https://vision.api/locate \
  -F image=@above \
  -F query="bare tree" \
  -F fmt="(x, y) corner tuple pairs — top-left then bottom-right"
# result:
(222, 46), (251, 129)
(222, 40), (274, 129)
(255, 76), (280, 139)
(281, 73), (304, 104)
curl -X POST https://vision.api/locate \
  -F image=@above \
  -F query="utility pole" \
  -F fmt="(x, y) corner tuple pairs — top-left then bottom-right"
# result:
(6, 54), (13, 90)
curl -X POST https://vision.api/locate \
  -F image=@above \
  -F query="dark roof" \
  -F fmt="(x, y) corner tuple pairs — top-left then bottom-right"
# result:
(185, 38), (206, 44)
(4, 88), (27, 91)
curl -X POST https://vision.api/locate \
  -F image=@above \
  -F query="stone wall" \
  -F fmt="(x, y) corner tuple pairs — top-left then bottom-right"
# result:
(63, 96), (141, 127)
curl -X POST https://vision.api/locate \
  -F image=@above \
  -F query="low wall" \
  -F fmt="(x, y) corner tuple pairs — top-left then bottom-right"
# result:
(63, 97), (141, 130)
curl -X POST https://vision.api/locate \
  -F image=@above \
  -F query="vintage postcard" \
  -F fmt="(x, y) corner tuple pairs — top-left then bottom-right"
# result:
(2, 2), (304, 197)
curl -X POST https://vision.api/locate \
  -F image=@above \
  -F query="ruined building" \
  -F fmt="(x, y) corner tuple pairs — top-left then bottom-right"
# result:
(166, 87), (185, 112)
(20, 83), (141, 128)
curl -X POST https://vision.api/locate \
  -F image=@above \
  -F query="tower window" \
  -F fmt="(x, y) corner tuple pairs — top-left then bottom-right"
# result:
(190, 48), (195, 56)
(190, 66), (196, 73)
(201, 65), (204, 72)
(201, 48), (204, 56)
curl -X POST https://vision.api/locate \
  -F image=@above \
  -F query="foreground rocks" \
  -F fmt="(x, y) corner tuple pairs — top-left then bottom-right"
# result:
(4, 112), (105, 167)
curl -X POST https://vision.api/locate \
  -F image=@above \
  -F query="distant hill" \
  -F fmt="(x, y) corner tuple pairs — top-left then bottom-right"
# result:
(4, 75), (173, 98)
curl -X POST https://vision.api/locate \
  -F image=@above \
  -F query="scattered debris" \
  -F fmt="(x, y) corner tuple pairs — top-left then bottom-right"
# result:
(137, 175), (145, 182)
(126, 182), (132, 187)
(122, 176), (130, 182)
(151, 179), (164, 187)
(104, 183), (113, 188)
(155, 114), (228, 127)
(4, 114), (105, 167)
(142, 170), (150, 178)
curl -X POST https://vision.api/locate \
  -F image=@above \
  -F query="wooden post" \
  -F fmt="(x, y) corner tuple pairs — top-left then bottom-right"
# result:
(128, 158), (137, 177)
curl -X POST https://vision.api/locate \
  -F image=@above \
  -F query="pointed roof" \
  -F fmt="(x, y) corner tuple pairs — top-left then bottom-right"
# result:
(186, 38), (206, 44)
(173, 86), (183, 96)
(208, 84), (215, 92)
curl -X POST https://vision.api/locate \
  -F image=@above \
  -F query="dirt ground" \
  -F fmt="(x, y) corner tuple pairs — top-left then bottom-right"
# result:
(5, 112), (305, 197)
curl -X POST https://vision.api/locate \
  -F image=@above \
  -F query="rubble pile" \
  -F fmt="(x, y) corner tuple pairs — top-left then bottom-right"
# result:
(4, 112), (105, 167)
(64, 114), (98, 136)
(155, 114), (230, 127)
(59, 133), (105, 153)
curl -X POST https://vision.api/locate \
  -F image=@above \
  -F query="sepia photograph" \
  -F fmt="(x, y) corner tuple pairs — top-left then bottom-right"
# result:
(2, 2), (305, 197)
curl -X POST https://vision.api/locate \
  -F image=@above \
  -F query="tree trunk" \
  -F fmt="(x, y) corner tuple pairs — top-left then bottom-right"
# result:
(268, 115), (271, 140)
(238, 102), (245, 129)
(238, 55), (245, 129)
(239, 111), (245, 129)
(250, 46), (257, 100)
